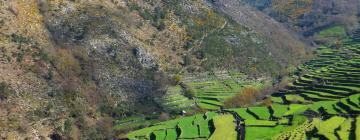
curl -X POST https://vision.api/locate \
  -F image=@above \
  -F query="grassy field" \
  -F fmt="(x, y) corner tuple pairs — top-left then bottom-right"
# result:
(356, 116), (360, 140)
(315, 116), (347, 140)
(317, 26), (347, 40)
(158, 85), (194, 112)
(127, 112), (217, 140)
(129, 91), (360, 139)
(208, 115), (237, 140)
(246, 126), (287, 140)
(336, 118), (352, 140)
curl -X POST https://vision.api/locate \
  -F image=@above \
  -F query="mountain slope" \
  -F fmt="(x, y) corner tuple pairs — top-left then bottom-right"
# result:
(0, 0), (312, 139)
(211, 0), (311, 73)
(241, 0), (360, 36)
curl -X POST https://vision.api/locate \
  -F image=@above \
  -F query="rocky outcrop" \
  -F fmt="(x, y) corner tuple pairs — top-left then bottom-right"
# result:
(133, 47), (158, 69)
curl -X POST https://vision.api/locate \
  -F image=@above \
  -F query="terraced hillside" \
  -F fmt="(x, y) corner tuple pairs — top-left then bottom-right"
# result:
(271, 39), (360, 105)
(188, 74), (264, 110)
(128, 95), (360, 140)
(127, 35), (360, 139)
(127, 112), (218, 140)
(157, 72), (265, 112)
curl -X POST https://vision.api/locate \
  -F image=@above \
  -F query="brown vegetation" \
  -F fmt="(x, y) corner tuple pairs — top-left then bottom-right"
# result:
(158, 112), (170, 121)
(332, 40), (343, 49)
(54, 48), (81, 78)
(224, 78), (290, 108)
(224, 87), (262, 108)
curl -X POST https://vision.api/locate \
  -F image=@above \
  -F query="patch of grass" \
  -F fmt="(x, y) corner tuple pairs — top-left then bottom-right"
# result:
(315, 116), (346, 140)
(205, 112), (218, 120)
(127, 124), (169, 140)
(271, 104), (288, 118)
(197, 102), (220, 110)
(233, 108), (257, 120)
(285, 94), (305, 103)
(291, 115), (307, 126)
(309, 101), (338, 114)
(336, 118), (352, 140)
(356, 116), (360, 140)
(248, 107), (271, 120)
(278, 118), (290, 125)
(271, 97), (284, 104)
(160, 85), (193, 112)
(318, 26), (346, 39)
(165, 129), (177, 140)
(274, 118), (318, 140)
(284, 104), (308, 115)
(153, 130), (166, 140)
(127, 117), (180, 139)
(244, 119), (277, 126)
(349, 94), (360, 107)
(245, 125), (287, 140)
(209, 115), (237, 140)
(178, 117), (199, 138)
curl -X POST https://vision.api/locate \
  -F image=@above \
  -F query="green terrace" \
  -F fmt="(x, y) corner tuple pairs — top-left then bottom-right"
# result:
(271, 40), (360, 104)
(157, 85), (194, 112)
(160, 72), (265, 111)
(127, 112), (218, 140)
(187, 78), (264, 110)
(127, 93), (360, 140)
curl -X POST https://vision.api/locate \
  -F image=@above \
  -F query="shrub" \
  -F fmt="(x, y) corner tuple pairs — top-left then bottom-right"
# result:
(224, 87), (261, 108)
(46, 70), (53, 80)
(0, 82), (14, 100)
(262, 98), (272, 107)
(332, 40), (343, 49)
(64, 118), (82, 139)
(96, 117), (114, 139)
(173, 75), (182, 84)
(153, 20), (165, 31)
(183, 55), (192, 66)
(54, 48), (81, 77)
(184, 86), (195, 99)
(154, 7), (165, 20)
(64, 118), (74, 134)
(139, 9), (153, 20)
(152, 7), (166, 31)
(16, 50), (25, 63)
(37, 48), (50, 62)
(274, 77), (290, 91)
(158, 112), (170, 121)
(10, 34), (31, 44)
(128, 2), (141, 11)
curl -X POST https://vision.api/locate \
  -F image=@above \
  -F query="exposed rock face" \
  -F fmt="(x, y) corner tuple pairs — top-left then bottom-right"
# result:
(133, 47), (158, 69)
